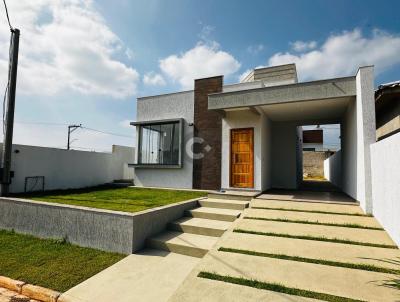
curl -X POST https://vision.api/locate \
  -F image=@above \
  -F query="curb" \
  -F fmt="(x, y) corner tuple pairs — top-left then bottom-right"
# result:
(0, 276), (61, 302)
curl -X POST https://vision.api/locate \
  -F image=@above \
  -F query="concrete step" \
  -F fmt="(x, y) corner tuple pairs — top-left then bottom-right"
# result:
(221, 232), (400, 271)
(60, 249), (200, 302)
(186, 207), (241, 222)
(244, 208), (381, 228)
(235, 219), (396, 246)
(208, 192), (254, 201)
(199, 198), (249, 210)
(147, 231), (218, 258)
(169, 217), (231, 237)
(252, 199), (364, 214)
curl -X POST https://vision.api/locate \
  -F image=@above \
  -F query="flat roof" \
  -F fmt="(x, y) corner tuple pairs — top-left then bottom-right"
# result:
(208, 76), (356, 110)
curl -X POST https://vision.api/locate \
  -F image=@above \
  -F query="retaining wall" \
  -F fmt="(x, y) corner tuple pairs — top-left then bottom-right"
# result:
(0, 197), (200, 254)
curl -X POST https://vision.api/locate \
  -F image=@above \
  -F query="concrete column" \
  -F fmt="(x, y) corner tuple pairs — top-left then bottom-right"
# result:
(356, 66), (376, 213)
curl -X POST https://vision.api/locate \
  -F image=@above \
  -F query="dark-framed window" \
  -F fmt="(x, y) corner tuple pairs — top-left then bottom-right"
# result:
(131, 119), (183, 167)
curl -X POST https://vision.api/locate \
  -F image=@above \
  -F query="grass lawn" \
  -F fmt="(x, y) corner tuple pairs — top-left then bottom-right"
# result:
(16, 186), (207, 213)
(0, 230), (125, 292)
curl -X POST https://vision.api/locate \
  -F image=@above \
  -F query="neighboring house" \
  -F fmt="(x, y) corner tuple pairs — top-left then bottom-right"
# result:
(375, 81), (400, 140)
(302, 129), (323, 151)
(131, 64), (376, 213)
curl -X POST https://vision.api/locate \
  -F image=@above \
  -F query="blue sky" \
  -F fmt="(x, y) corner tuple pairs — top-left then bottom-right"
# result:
(0, 0), (399, 151)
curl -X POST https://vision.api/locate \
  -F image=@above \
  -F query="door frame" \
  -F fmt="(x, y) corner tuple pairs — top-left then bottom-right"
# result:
(229, 127), (254, 188)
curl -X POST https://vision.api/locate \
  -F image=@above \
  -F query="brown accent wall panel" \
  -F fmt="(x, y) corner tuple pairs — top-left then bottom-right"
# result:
(192, 76), (223, 190)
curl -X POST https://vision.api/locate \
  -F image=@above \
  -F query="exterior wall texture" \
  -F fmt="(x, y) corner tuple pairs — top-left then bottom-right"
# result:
(324, 150), (342, 188)
(370, 132), (400, 247)
(134, 91), (194, 189)
(221, 109), (264, 191)
(261, 113), (272, 191)
(193, 76), (223, 190)
(0, 144), (134, 193)
(341, 67), (376, 213)
(271, 122), (299, 189)
(303, 151), (330, 177)
(0, 197), (199, 253)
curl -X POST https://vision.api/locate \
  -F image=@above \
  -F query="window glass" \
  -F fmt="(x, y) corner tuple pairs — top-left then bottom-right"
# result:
(139, 121), (180, 165)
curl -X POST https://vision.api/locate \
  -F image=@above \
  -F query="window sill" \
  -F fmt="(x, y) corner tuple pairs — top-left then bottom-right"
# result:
(128, 163), (182, 169)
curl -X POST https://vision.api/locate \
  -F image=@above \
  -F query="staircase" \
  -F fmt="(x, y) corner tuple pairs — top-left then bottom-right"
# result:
(146, 196), (250, 258)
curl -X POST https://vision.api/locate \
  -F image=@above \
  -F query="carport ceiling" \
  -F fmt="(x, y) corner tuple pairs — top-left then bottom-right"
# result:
(260, 97), (353, 122)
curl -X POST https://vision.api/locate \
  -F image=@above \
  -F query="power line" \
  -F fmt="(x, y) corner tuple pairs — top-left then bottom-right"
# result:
(81, 126), (133, 138)
(13, 121), (134, 138)
(2, 0), (13, 31)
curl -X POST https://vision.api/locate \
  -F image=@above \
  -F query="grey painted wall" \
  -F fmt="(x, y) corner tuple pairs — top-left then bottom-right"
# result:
(370, 132), (400, 247)
(261, 113), (272, 191)
(221, 109), (264, 191)
(135, 91), (194, 189)
(0, 144), (134, 193)
(271, 122), (299, 189)
(0, 197), (200, 254)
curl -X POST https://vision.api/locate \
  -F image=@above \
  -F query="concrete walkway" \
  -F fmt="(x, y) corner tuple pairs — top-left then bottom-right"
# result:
(169, 196), (400, 302)
(59, 249), (200, 302)
(60, 195), (250, 302)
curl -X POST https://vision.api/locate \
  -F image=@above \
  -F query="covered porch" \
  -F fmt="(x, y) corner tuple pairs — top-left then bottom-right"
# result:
(208, 66), (375, 213)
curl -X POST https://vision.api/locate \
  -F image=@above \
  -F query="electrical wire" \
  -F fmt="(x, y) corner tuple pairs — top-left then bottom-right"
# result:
(81, 126), (133, 138)
(2, 0), (13, 31)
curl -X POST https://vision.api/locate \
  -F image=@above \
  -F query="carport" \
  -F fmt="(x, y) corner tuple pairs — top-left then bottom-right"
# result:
(208, 66), (376, 214)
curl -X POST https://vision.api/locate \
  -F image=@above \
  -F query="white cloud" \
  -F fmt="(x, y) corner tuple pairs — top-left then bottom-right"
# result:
(125, 47), (135, 60)
(160, 42), (241, 89)
(143, 72), (166, 86)
(247, 44), (264, 55)
(198, 25), (215, 43)
(0, 0), (139, 99)
(269, 29), (400, 81)
(290, 40), (317, 52)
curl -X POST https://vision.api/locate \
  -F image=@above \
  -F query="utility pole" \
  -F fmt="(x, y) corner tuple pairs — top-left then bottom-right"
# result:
(67, 124), (81, 150)
(1, 28), (20, 196)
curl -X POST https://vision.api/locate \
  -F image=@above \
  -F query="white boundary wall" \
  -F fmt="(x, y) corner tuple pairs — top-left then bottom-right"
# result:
(0, 144), (134, 193)
(370, 132), (400, 246)
(324, 150), (342, 188)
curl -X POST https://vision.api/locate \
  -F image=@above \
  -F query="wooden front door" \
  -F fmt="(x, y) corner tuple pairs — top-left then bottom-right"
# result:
(230, 128), (254, 188)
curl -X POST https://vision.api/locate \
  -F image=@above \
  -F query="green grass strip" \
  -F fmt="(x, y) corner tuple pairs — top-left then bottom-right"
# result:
(198, 272), (365, 302)
(218, 247), (398, 274)
(252, 206), (371, 217)
(244, 216), (383, 230)
(233, 229), (398, 249)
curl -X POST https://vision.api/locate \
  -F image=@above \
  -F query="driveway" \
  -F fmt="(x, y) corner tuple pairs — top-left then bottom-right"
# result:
(169, 194), (400, 302)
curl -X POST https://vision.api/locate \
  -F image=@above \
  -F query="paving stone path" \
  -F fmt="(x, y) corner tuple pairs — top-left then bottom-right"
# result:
(170, 197), (400, 302)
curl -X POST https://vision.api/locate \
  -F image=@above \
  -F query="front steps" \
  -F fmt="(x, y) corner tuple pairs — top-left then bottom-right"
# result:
(169, 217), (231, 237)
(186, 207), (241, 222)
(147, 196), (249, 258)
(199, 198), (249, 210)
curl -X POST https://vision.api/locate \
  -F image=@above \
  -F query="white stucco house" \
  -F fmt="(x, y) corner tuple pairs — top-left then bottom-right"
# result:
(130, 64), (376, 214)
